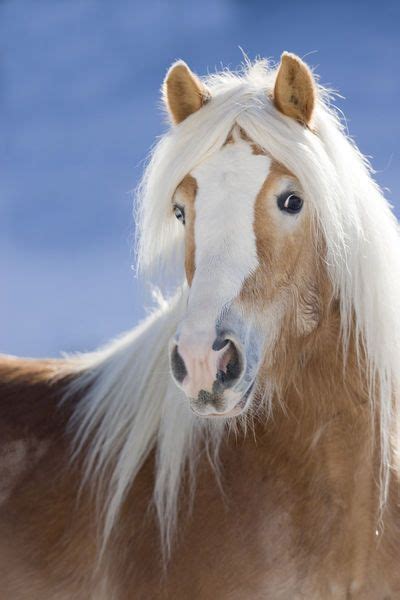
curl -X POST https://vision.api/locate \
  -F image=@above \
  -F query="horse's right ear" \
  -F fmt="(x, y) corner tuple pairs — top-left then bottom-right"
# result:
(163, 61), (210, 125)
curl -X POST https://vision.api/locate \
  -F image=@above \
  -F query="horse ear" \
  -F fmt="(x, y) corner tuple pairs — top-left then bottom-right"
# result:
(163, 61), (210, 124)
(273, 52), (316, 125)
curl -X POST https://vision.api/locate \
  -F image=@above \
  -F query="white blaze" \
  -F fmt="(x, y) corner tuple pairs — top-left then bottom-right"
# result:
(180, 133), (271, 348)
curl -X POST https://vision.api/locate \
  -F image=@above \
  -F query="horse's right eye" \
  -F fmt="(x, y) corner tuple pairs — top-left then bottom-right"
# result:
(173, 205), (185, 225)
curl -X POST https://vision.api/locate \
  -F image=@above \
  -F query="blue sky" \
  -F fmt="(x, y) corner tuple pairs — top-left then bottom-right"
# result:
(1, 0), (399, 357)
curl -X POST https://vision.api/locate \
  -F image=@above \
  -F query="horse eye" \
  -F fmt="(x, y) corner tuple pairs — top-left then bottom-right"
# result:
(277, 193), (303, 214)
(173, 204), (185, 225)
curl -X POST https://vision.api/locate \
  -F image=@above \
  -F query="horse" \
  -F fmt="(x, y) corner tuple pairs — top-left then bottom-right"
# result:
(1, 51), (400, 598)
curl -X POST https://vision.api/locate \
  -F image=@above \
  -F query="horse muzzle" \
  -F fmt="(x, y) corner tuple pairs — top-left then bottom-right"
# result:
(169, 310), (262, 417)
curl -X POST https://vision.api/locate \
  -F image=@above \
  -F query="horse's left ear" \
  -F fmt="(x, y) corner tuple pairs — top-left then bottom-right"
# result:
(273, 52), (316, 125)
(163, 61), (210, 125)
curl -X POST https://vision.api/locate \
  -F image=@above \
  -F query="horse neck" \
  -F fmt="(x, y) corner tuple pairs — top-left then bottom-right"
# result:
(272, 306), (370, 421)
(256, 307), (378, 503)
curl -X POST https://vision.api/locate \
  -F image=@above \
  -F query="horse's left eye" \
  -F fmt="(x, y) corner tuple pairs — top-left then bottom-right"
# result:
(277, 193), (303, 214)
(173, 205), (185, 225)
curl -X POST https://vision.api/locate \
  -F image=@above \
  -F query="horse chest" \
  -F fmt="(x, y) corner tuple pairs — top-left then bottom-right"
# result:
(124, 438), (392, 599)
(168, 464), (348, 598)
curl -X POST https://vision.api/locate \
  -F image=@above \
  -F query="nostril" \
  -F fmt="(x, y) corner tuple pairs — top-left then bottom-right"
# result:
(170, 345), (187, 384)
(212, 337), (229, 351)
(215, 339), (243, 387)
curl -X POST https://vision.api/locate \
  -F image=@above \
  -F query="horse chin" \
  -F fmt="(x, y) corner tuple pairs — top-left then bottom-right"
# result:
(191, 382), (254, 419)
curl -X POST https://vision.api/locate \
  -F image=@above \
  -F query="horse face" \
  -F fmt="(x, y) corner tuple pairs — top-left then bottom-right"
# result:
(169, 127), (318, 417)
(166, 55), (318, 418)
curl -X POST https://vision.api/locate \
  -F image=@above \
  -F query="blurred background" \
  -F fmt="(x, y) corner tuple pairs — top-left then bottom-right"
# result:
(0, 0), (399, 357)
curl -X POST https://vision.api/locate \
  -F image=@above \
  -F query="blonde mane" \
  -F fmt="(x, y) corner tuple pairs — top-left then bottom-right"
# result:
(67, 59), (400, 556)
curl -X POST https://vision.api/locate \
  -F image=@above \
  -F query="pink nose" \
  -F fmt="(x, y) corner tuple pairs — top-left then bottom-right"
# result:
(170, 336), (243, 400)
